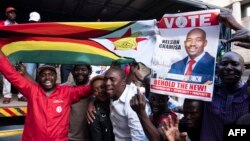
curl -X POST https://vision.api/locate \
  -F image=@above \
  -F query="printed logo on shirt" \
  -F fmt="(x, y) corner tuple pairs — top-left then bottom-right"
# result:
(101, 114), (107, 118)
(56, 106), (62, 113)
(53, 100), (64, 103)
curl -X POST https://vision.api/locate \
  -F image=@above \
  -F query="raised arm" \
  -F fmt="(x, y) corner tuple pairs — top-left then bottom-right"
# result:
(219, 11), (244, 31)
(69, 85), (92, 103)
(228, 29), (250, 49)
(0, 49), (35, 98)
(161, 116), (187, 141)
(220, 11), (250, 49)
(130, 92), (162, 141)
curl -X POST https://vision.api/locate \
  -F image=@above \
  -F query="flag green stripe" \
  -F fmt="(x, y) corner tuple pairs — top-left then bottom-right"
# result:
(7, 50), (134, 65)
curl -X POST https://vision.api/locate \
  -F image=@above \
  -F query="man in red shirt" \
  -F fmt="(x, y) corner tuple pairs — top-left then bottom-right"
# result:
(0, 50), (91, 141)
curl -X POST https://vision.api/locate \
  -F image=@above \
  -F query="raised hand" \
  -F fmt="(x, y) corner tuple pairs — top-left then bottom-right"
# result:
(227, 29), (250, 49)
(161, 116), (187, 141)
(130, 89), (146, 115)
(15, 62), (26, 75)
(219, 11), (244, 30)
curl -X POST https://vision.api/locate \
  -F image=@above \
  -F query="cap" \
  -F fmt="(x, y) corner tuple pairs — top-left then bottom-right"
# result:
(6, 7), (16, 13)
(29, 11), (41, 22)
(38, 65), (57, 75)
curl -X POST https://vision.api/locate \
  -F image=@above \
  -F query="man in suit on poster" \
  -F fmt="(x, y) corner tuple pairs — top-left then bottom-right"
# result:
(168, 28), (215, 84)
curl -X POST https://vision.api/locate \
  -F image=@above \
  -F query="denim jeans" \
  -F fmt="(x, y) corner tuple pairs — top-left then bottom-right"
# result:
(25, 63), (37, 78)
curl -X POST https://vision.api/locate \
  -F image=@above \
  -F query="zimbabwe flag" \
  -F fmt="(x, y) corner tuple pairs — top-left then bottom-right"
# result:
(0, 20), (157, 65)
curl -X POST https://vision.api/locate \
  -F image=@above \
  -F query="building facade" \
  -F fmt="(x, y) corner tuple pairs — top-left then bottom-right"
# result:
(203, 0), (250, 63)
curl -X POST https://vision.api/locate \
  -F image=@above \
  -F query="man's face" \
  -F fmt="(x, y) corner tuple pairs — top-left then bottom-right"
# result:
(73, 65), (91, 85)
(6, 11), (16, 21)
(104, 69), (125, 100)
(149, 93), (168, 114)
(184, 29), (207, 59)
(218, 52), (244, 85)
(38, 69), (57, 92)
(183, 101), (202, 128)
(92, 80), (107, 101)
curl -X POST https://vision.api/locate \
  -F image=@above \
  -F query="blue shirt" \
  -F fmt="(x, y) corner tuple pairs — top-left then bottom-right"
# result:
(201, 83), (249, 141)
(167, 97), (182, 112)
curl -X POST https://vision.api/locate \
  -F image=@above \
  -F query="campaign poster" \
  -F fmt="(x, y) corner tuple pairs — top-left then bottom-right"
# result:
(151, 9), (220, 101)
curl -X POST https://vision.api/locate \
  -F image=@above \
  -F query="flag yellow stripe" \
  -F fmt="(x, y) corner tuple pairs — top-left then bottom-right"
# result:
(58, 22), (130, 30)
(2, 41), (122, 60)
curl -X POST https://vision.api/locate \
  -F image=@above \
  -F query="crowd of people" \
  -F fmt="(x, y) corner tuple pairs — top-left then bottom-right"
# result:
(1, 6), (250, 141)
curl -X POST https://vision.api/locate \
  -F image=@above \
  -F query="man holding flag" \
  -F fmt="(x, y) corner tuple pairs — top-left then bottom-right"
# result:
(0, 49), (92, 141)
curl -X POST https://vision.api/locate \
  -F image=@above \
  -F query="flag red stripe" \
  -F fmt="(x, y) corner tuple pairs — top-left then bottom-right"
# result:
(0, 36), (111, 51)
(0, 22), (128, 38)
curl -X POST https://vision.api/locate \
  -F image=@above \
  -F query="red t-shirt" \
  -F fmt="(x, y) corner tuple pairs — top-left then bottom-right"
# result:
(0, 20), (5, 26)
(150, 110), (177, 127)
(0, 56), (91, 141)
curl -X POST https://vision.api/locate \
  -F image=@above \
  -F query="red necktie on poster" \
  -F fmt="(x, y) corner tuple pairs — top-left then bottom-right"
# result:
(185, 59), (196, 76)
